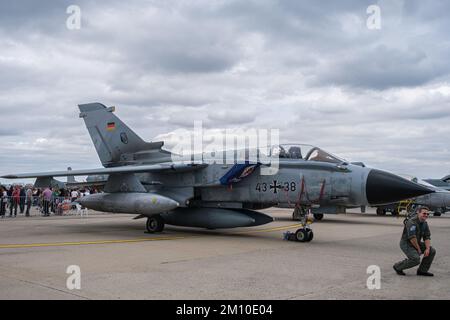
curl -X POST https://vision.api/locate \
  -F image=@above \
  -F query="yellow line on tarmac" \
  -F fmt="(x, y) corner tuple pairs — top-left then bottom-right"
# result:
(234, 223), (303, 234)
(0, 236), (187, 249)
(0, 223), (303, 249)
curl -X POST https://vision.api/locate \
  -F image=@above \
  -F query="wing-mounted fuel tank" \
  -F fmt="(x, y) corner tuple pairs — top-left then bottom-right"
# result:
(78, 173), (179, 216)
(78, 192), (179, 216)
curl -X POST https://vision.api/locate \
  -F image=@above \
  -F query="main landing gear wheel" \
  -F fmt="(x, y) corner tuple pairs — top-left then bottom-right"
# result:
(295, 228), (313, 242)
(313, 214), (324, 221)
(376, 208), (386, 216)
(146, 215), (165, 233)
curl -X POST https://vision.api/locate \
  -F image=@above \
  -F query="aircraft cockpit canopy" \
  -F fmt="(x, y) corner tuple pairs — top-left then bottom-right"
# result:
(270, 144), (346, 164)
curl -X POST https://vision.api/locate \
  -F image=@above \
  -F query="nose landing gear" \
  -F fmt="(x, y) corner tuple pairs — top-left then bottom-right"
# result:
(295, 227), (314, 242)
(286, 206), (314, 242)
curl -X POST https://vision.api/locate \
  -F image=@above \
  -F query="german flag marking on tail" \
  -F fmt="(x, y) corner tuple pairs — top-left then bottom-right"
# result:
(107, 122), (116, 131)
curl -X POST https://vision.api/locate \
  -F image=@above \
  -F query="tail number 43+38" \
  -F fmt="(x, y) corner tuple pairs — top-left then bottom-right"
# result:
(255, 181), (296, 194)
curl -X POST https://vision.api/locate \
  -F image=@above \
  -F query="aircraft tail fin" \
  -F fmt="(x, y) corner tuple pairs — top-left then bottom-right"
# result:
(78, 103), (167, 167)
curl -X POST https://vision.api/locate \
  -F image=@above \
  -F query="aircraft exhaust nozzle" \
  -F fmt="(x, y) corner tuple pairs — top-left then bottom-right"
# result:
(366, 169), (434, 206)
(78, 192), (179, 215)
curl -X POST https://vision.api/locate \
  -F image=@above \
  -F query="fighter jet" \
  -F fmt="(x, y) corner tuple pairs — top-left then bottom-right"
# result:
(376, 175), (450, 216)
(1, 103), (434, 242)
(423, 176), (450, 192)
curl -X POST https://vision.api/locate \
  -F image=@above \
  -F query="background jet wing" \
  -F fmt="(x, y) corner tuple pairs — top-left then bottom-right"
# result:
(1, 163), (207, 179)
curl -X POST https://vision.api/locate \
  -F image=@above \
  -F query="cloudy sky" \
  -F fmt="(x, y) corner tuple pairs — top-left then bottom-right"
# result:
(1, 0), (449, 184)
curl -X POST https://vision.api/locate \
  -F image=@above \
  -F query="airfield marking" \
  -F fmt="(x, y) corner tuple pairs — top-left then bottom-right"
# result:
(234, 223), (303, 234)
(0, 236), (188, 249)
(0, 223), (302, 249)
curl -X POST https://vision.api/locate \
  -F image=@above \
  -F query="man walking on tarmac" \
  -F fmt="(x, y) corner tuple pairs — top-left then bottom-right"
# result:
(393, 206), (436, 276)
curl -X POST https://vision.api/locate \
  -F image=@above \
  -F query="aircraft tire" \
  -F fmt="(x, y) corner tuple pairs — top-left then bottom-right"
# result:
(295, 229), (308, 242)
(146, 215), (165, 233)
(313, 214), (324, 221)
(306, 230), (314, 242)
(376, 208), (386, 216)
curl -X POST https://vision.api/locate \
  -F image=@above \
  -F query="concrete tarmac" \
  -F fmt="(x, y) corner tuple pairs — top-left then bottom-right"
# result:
(0, 208), (449, 300)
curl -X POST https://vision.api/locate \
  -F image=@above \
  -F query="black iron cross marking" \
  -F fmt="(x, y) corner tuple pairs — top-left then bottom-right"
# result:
(269, 180), (282, 194)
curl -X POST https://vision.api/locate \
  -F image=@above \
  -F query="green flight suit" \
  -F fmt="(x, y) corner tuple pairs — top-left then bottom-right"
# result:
(394, 215), (436, 272)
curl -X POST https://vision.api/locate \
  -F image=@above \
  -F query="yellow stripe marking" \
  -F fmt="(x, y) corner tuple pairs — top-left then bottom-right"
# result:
(234, 223), (303, 234)
(0, 223), (302, 249)
(0, 236), (187, 249)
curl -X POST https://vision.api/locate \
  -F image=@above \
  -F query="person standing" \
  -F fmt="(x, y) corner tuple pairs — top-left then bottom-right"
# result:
(11, 186), (20, 217)
(393, 206), (436, 276)
(71, 189), (79, 203)
(59, 188), (66, 198)
(7, 186), (13, 217)
(51, 188), (59, 214)
(0, 186), (7, 218)
(25, 186), (33, 217)
(71, 189), (79, 210)
(19, 186), (26, 214)
(35, 188), (42, 211)
(42, 187), (53, 217)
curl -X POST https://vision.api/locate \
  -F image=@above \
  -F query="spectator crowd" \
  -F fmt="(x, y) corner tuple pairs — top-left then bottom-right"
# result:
(0, 185), (99, 218)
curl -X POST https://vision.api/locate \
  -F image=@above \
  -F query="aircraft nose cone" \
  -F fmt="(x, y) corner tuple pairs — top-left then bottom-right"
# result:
(366, 169), (434, 205)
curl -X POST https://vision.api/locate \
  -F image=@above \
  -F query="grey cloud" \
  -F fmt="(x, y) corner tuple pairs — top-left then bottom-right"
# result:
(0, 128), (20, 137)
(312, 44), (450, 90)
(196, 0), (450, 90)
(0, 1), (71, 32)
(206, 108), (257, 126)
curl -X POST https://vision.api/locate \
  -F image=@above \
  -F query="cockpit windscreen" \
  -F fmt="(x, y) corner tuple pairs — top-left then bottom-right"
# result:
(271, 144), (345, 164)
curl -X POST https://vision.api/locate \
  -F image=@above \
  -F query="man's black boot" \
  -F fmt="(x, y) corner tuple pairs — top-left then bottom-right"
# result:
(393, 265), (406, 276)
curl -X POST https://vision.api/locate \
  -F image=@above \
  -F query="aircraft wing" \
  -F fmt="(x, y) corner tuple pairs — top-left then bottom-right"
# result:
(1, 163), (208, 179)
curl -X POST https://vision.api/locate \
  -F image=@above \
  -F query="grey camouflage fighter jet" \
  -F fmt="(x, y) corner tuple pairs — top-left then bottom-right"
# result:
(424, 177), (450, 192)
(376, 175), (450, 216)
(1, 103), (434, 242)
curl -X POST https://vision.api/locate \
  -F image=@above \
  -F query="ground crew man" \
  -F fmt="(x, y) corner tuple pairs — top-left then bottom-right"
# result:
(393, 206), (436, 276)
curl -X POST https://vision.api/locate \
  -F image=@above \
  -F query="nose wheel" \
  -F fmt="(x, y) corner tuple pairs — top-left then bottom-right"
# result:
(295, 228), (314, 242)
(146, 215), (165, 233)
(285, 206), (315, 242)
